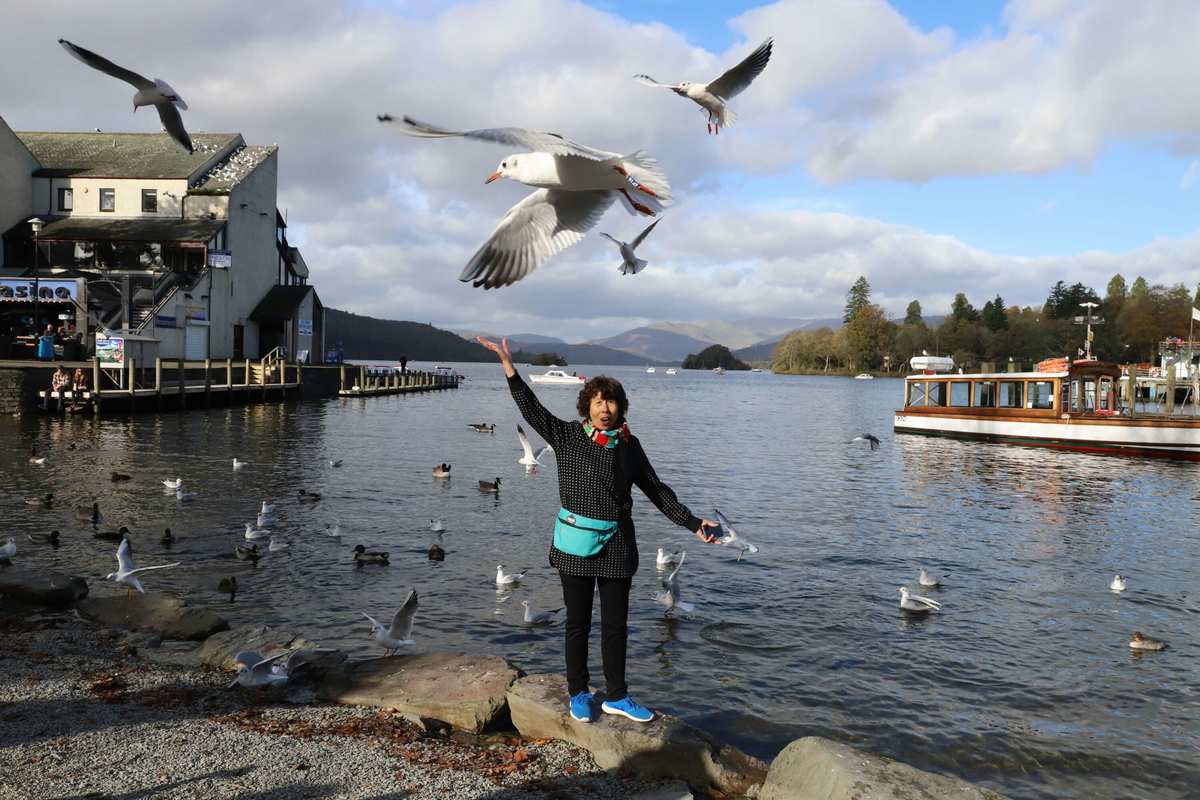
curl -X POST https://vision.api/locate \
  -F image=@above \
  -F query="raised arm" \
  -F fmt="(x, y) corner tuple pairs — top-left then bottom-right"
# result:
(477, 336), (570, 447)
(630, 438), (719, 542)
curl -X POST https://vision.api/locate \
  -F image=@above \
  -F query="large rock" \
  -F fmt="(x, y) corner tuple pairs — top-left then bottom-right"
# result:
(506, 673), (766, 797)
(758, 737), (1008, 800)
(0, 567), (88, 608)
(197, 624), (322, 670)
(319, 653), (521, 734)
(76, 595), (228, 641)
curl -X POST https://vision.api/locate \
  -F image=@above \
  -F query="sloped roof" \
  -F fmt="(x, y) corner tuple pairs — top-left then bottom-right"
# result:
(249, 285), (313, 322)
(16, 131), (241, 181)
(36, 215), (225, 243)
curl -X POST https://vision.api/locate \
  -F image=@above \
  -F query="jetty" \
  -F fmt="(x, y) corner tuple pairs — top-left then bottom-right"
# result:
(337, 364), (458, 397)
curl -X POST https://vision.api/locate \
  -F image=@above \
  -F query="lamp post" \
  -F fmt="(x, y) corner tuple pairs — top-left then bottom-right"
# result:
(28, 217), (43, 340)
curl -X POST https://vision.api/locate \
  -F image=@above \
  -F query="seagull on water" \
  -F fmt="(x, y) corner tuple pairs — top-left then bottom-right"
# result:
(59, 39), (194, 153)
(600, 218), (662, 276)
(328, 459), (343, 468)
(379, 115), (671, 289)
(898, 587), (941, 613)
(656, 546), (682, 568)
(244, 523), (269, 541)
(522, 599), (563, 626)
(268, 537), (289, 552)
(1110, 574), (1127, 593)
(713, 508), (759, 561)
(106, 537), (179, 598)
(652, 551), (694, 617)
(324, 522), (342, 539)
(918, 568), (942, 588)
(363, 589), (419, 654)
(852, 434), (881, 450)
(162, 478), (182, 490)
(517, 425), (552, 470)
(175, 487), (197, 502)
(24, 493), (53, 508)
(232, 458), (247, 470)
(260, 500), (275, 515)
(1129, 631), (1167, 651)
(496, 565), (526, 586)
(256, 513), (272, 528)
(635, 38), (774, 135)
(0, 537), (16, 563)
(430, 518), (445, 533)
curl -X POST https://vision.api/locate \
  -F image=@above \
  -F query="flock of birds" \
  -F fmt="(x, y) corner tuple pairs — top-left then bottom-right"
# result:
(53, 34), (774, 290)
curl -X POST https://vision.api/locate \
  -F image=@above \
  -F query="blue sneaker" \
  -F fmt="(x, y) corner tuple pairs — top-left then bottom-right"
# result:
(600, 696), (654, 723)
(569, 691), (595, 722)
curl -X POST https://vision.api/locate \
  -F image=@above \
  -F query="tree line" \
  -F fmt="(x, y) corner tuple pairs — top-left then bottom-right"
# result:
(772, 275), (1200, 374)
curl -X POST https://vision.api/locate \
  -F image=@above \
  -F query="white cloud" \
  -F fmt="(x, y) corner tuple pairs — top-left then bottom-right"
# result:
(1180, 160), (1200, 190)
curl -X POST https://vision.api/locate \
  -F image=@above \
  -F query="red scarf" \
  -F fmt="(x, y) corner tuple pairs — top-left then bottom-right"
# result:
(584, 421), (629, 448)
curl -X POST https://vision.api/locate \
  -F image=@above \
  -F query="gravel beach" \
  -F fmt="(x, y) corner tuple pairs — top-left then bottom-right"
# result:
(0, 611), (688, 800)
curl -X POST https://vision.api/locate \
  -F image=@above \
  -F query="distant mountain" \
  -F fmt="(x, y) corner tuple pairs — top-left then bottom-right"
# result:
(734, 338), (783, 364)
(590, 326), (710, 362)
(507, 333), (566, 345)
(513, 340), (671, 366)
(327, 309), (493, 361)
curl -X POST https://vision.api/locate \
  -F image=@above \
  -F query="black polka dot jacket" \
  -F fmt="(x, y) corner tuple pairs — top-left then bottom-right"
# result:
(508, 374), (702, 578)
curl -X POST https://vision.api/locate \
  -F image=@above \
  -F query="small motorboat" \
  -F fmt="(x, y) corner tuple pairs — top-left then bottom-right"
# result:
(712, 367), (725, 375)
(528, 369), (584, 385)
(855, 373), (874, 380)
(665, 368), (677, 375)
(645, 367), (656, 373)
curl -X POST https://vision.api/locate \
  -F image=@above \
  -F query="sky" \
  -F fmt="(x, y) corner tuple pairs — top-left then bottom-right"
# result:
(3, 0), (1200, 342)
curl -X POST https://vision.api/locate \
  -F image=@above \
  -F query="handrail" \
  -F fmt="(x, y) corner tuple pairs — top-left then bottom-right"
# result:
(135, 267), (211, 333)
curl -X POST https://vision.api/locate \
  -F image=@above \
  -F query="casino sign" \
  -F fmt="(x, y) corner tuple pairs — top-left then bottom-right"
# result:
(0, 279), (78, 302)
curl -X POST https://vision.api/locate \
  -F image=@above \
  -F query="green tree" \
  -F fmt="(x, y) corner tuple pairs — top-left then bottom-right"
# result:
(981, 294), (1008, 331)
(1043, 281), (1100, 319)
(904, 300), (924, 326)
(950, 293), (979, 323)
(1130, 276), (1149, 299)
(843, 276), (872, 323)
(843, 304), (896, 370)
(1105, 274), (1127, 305)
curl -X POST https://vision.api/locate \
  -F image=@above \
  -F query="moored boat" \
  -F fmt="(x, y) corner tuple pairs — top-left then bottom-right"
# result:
(665, 368), (677, 375)
(528, 369), (584, 385)
(712, 366), (725, 375)
(855, 373), (874, 380)
(646, 367), (656, 373)
(894, 356), (1200, 460)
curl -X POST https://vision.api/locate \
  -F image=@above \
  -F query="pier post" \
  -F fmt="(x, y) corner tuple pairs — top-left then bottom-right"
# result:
(226, 358), (232, 391)
(178, 359), (186, 410)
(204, 358), (212, 408)
(155, 358), (163, 411)
(1127, 371), (1136, 418)
(340, 364), (346, 393)
(92, 356), (102, 416)
(127, 357), (136, 412)
(245, 359), (251, 388)
(359, 365), (365, 393)
(1167, 364), (1176, 414)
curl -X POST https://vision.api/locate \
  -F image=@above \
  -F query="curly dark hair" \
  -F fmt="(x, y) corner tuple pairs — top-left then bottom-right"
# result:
(576, 375), (629, 423)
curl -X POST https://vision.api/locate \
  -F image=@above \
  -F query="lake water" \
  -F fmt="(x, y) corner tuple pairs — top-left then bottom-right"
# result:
(3, 363), (1197, 799)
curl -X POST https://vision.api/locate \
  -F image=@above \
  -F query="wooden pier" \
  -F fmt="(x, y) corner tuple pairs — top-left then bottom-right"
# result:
(337, 364), (458, 396)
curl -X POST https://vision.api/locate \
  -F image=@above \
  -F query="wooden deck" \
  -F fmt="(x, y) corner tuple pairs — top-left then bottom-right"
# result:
(337, 364), (458, 396)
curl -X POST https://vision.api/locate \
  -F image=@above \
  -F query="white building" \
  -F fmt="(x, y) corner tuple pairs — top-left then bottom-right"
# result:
(0, 118), (323, 362)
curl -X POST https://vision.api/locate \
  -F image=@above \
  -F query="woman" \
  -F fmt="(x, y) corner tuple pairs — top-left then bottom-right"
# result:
(478, 336), (716, 724)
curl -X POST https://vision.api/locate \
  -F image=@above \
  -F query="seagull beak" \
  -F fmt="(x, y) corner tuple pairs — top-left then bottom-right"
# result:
(485, 171), (501, 184)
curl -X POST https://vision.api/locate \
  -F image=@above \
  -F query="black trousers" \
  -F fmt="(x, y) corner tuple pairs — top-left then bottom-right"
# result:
(559, 572), (633, 701)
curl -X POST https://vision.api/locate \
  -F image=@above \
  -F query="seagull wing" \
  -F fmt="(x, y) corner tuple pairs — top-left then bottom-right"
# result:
(713, 508), (737, 539)
(361, 612), (382, 630)
(380, 116), (616, 160)
(59, 39), (154, 90)
(633, 74), (677, 89)
(460, 189), (615, 289)
(598, 232), (623, 247)
(629, 217), (662, 251)
(534, 445), (553, 461)
(517, 424), (535, 461)
(233, 650), (264, 669)
(116, 537), (136, 573)
(127, 561), (180, 576)
(155, 102), (194, 154)
(389, 589), (418, 640)
(250, 650), (292, 676)
(706, 38), (773, 101)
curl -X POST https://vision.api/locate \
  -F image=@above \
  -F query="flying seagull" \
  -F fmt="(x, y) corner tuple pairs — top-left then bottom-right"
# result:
(652, 550), (694, 617)
(363, 589), (419, 654)
(635, 38), (774, 135)
(852, 434), (881, 450)
(517, 425), (552, 469)
(58, 39), (194, 154)
(106, 537), (179, 598)
(379, 114), (671, 289)
(599, 218), (662, 276)
(713, 508), (759, 561)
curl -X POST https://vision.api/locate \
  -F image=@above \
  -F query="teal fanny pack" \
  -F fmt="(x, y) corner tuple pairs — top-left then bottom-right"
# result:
(553, 507), (618, 557)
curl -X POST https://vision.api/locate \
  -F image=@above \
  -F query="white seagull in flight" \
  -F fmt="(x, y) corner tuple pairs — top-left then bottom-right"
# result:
(517, 425), (552, 469)
(599, 218), (662, 276)
(379, 114), (672, 289)
(106, 537), (179, 598)
(363, 589), (419, 654)
(59, 39), (194, 154)
(635, 38), (774, 135)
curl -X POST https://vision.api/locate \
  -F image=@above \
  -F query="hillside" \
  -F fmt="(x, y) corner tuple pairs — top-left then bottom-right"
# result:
(590, 326), (710, 362)
(511, 340), (672, 366)
(326, 309), (493, 361)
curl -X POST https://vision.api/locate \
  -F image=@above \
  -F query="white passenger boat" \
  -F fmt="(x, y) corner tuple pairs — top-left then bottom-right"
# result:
(528, 369), (584, 385)
(854, 373), (873, 380)
(894, 355), (1200, 461)
(712, 367), (725, 375)
(646, 367), (656, 373)
(665, 368), (677, 375)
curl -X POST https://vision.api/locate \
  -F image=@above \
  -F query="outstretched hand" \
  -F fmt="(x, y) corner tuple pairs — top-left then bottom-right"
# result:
(695, 518), (720, 543)
(476, 336), (516, 377)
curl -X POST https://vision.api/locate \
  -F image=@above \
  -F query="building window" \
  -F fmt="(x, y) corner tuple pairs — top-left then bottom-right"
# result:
(998, 381), (1023, 408)
(906, 381), (927, 407)
(975, 381), (996, 407)
(99, 188), (115, 212)
(141, 189), (157, 213)
(950, 381), (971, 407)
(1028, 381), (1054, 410)
(57, 187), (73, 212)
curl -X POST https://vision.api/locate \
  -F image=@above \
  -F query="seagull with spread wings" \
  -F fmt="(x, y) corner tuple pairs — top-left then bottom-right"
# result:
(58, 39), (194, 154)
(106, 537), (179, 598)
(600, 218), (662, 276)
(635, 38), (774, 135)
(363, 589), (419, 654)
(378, 114), (672, 289)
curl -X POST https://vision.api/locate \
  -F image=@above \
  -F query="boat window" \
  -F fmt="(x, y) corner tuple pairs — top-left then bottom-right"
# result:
(950, 381), (970, 407)
(1028, 381), (1054, 410)
(998, 381), (1023, 408)
(974, 381), (996, 408)
(1099, 377), (1113, 410)
(928, 381), (948, 406)
(906, 381), (926, 407)
(1082, 379), (1097, 411)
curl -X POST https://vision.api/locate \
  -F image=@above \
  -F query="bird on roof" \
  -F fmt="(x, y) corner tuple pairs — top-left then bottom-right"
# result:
(634, 38), (774, 135)
(58, 39), (194, 154)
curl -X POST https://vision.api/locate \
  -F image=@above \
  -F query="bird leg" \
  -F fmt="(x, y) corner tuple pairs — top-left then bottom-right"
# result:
(619, 189), (655, 216)
(611, 165), (659, 199)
